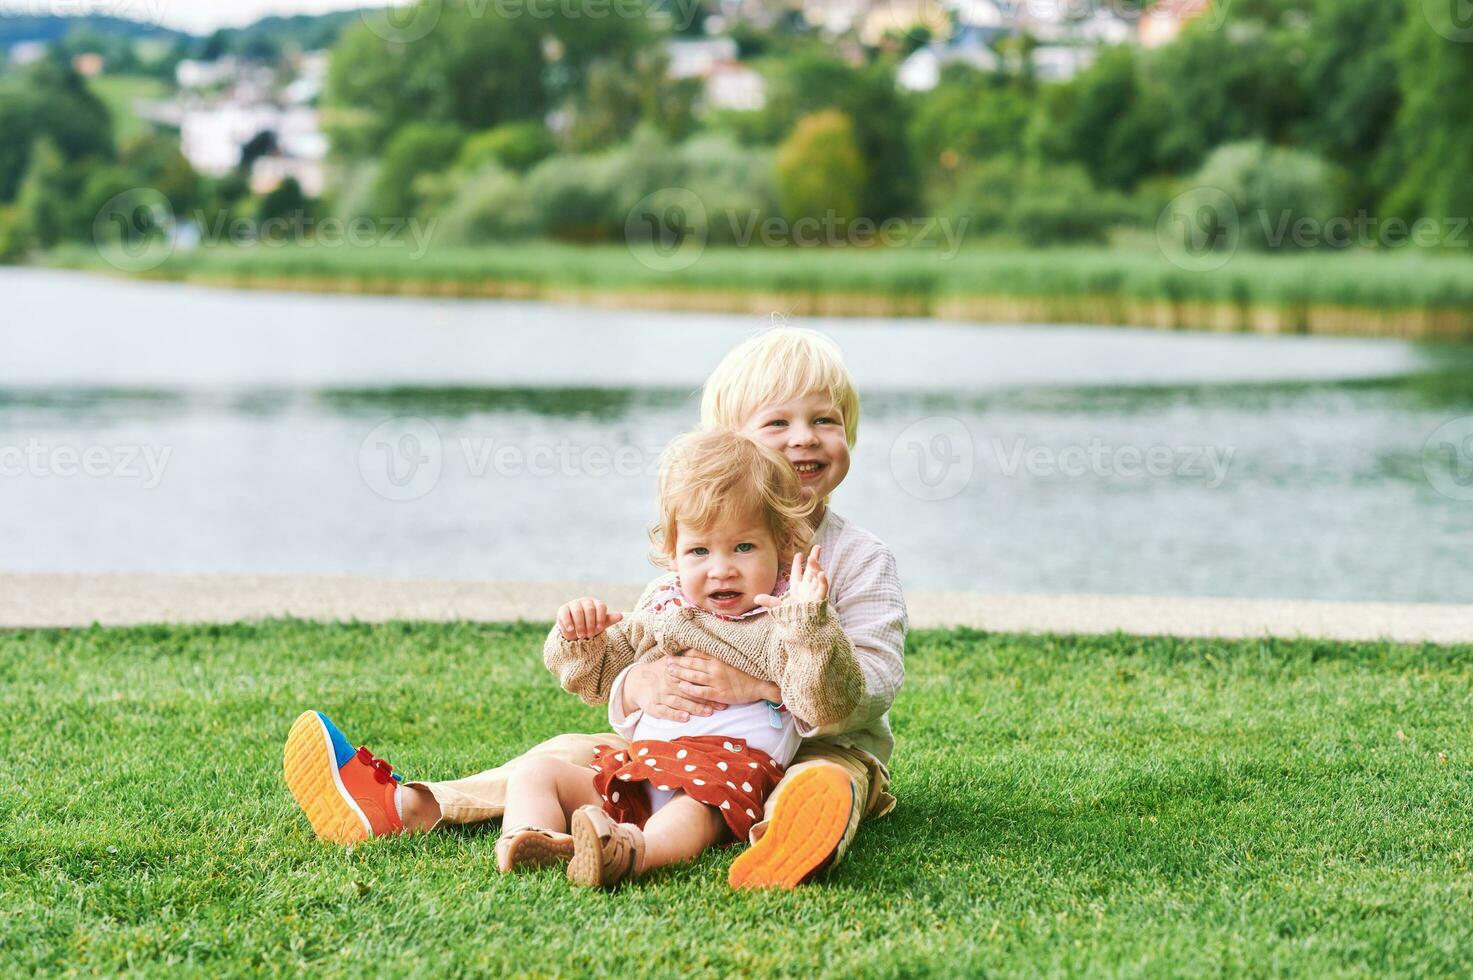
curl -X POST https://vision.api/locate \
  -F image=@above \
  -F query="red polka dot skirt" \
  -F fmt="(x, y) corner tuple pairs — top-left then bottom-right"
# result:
(590, 735), (785, 841)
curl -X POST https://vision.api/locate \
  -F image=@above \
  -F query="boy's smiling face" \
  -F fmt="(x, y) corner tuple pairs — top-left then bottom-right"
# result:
(674, 513), (781, 616)
(741, 392), (851, 508)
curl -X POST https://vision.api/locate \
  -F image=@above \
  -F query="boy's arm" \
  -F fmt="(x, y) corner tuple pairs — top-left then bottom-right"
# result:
(764, 599), (865, 729)
(603, 576), (675, 720)
(794, 545), (907, 738)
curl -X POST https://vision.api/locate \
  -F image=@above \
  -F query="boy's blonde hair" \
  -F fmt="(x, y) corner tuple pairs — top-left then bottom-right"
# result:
(649, 430), (815, 570)
(700, 327), (860, 448)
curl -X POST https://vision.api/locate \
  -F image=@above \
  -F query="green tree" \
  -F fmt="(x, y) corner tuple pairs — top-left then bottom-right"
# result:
(0, 55), (114, 202)
(1296, 0), (1401, 210)
(456, 122), (556, 175)
(120, 134), (203, 215)
(15, 138), (70, 250)
(257, 177), (312, 227)
(567, 51), (698, 152)
(325, 0), (648, 158)
(1146, 19), (1308, 175)
(773, 110), (867, 226)
(1032, 45), (1165, 190)
(909, 65), (1035, 175)
(762, 53), (916, 219)
(372, 123), (466, 217)
(1378, 0), (1473, 225)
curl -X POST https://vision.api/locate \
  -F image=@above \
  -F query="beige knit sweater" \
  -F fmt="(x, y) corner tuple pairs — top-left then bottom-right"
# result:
(543, 576), (865, 730)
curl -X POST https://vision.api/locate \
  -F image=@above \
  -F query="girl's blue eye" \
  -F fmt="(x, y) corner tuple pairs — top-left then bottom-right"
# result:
(735, 543), (755, 553)
(689, 547), (708, 556)
(816, 417), (836, 425)
(767, 419), (787, 427)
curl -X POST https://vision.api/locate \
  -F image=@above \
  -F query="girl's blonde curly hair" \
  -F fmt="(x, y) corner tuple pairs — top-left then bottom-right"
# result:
(649, 430), (815, 570)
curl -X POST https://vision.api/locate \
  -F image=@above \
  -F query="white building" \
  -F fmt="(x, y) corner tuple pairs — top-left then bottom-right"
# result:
(898, 41), (1001, 91)
(179, 103), (323, 174)
(250, 155), (325, 197)
(705, 62), (766, 111)
(667, 37), (740, 78)
(1030, 44), (1098, 81)
(667, 36), (766, 111)
(8, 41), (46, 68)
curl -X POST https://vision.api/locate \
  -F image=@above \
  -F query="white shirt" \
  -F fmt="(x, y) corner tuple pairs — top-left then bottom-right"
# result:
(608, 509), (908, 766)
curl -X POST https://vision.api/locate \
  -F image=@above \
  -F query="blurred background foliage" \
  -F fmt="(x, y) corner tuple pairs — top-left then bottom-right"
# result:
(0, 0), (1469, 261)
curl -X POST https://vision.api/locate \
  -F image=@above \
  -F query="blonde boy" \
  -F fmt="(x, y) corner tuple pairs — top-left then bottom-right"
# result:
(281, 327), (907, 888)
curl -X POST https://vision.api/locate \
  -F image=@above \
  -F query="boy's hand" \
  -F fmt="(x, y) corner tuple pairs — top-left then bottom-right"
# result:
(754, 545), (829, 609)
(558, 598), (623, 640)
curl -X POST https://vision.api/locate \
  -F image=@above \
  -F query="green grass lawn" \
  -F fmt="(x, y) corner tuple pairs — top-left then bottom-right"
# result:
(6, 621), (1473, 976)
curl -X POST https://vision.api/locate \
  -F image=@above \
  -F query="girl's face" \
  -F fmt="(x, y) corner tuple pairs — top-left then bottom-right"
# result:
(740, 392), (851, 507)
(673, 512), (782, 616)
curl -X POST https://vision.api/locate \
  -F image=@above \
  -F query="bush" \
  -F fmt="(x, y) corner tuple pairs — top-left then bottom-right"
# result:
(372, 123), (467, 218)
(774, 110), (867, 226)
(668, 134), (777, 247)
(935, 160), (1137, 245)
(323, 160), (380, 222)
(1165, 140), (1342, 252)
(1009, 164), (1137, 246)
(256, 177), (315, 228)
(522, 153), (619, 241)
(433, 165), (537, 243)
(456, 122), (556, 175)
(435, 130), (778, 246)
(0, 205), (24, 262)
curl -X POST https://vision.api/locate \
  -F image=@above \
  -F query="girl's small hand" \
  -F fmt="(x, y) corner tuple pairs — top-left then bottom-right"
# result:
(754, 545), (829, 608)
(558, 598), (623, 640)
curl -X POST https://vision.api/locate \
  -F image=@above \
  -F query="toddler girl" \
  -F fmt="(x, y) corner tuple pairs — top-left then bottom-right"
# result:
(498, 429), (864, 888)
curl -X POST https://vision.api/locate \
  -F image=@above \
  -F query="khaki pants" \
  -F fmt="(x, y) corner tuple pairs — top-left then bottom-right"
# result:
(413, 733), (896, 868)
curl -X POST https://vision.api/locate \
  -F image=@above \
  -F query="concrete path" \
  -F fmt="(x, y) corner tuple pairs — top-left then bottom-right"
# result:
(3, 574), (1470, 645)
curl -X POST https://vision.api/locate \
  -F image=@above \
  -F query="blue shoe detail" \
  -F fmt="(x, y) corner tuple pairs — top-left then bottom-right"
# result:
(315, 711), (357, 769)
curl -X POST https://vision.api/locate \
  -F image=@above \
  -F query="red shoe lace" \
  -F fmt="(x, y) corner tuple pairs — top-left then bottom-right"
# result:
(355, 745), (399, 784)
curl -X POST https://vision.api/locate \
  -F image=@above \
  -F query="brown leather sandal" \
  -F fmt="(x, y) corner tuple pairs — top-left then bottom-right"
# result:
(495, 826), (575, 874)
(567, 805), (645, 889)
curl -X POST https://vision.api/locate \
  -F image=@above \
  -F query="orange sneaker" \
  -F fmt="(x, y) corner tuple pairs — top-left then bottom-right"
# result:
(727, 765), (854, 889)
(283, 710), (404, 844)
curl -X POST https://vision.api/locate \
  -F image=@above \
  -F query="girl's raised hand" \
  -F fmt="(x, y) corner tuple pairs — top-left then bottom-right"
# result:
(753, 545), (829, 608)
(558, 597), (623, 640)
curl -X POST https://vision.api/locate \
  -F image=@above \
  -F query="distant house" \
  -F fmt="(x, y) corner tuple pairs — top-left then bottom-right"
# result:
(1030, 44), (1098, 82)
(667, 36), (766, 111)
(666, 36), (739, 78)
(176, 57), (239, 89)
(859, 0), (947, 46)
(807, 0), (873, 37)
(8, 41), (46, 68)
(1139, 0), (1214, 47)
(705, 61), (766, 111)
(71, 53), (105, 77)
(250, 155), (325, 198)
(898, 31), (1001, 92)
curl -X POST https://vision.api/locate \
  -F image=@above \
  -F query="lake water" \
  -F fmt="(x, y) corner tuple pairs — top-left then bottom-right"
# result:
(4, 267), (1471, 602)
